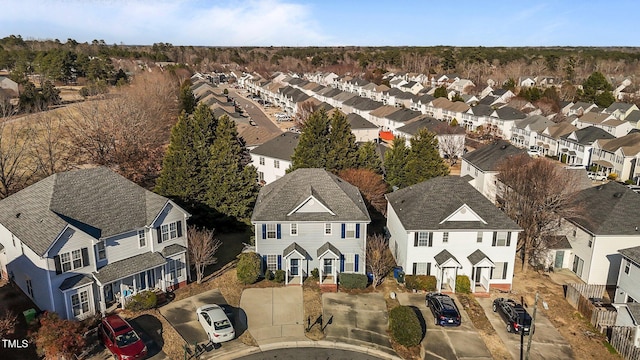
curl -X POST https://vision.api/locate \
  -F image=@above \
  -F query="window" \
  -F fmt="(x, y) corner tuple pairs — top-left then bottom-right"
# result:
(274, 160), (280, 169)
(138, 230), (146, 248)
(491, 262), (508, 280)
(572, 229), (577, 237)
(266, 224), (277, 239)
(96, 241), (106, 261)
(588, 237), (593, 248)
(72, 291), (90, 317)
(266, 255), (277, 271)
(60, 252), (72, 272)
(325, 223), (332, 235)
(26, 279), (33, 298)
(161, 221), (181, 242)
(72, 249), (83, 269)
(477, 232), (483, 243)
(413, 262), (431, 275)
(624, 260), (630, 275)
(344, 254), (355, 272)
(345, 223), (356, 238)
(443, 232), (449, 243)
(259, 157), (265, 165)
(415, 232), (433, 247)
(290, 223), (298, 236)
(492, 232), (510, 247)
(258, 172), (264, 182)
(572, 255), (584, 277)
(168, 258), (183, 280)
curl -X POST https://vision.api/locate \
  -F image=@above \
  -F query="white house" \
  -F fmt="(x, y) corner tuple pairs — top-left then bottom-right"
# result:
(615, 246), (640, 304)
(590, 132), (640, 182)
(557, 126), (615, 167)
(251, 169), (370, 290)
(346, 113), (379, 143)
(385, 176), (521, 293)
(510, 115), (554, 149)
(0, 167), (191, 320)
(394, 117), (466, 159)
(250, 132), (300, 185)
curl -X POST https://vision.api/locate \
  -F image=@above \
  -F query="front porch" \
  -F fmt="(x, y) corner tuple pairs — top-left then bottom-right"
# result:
(283, 242), (310, 286)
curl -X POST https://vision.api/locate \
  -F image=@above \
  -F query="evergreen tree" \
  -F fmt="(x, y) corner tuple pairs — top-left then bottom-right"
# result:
(434, 86), (448, 98)
(404, 128), (449, 186)
(290, 109), (330, 170)
(325, 111), (359, 172)
(178, 79), (196, 115)
(355, 141), (382, 174)
(383, 137), (410, 189)
(41, 80), (61, 106)
(205, 115), (259, 219)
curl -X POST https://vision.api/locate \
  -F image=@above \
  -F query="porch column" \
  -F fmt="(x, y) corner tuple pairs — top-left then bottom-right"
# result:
(99, 284), (107, 315)
(485, 268), (490, 293)
(319, 257), (323, 284)
(161, 266), (166, 292)
(120, 283), (126, 310)
(436, 267), (443, 292)
(471, 267), (476, 294)
(132, 276), (137, 294)
(285, 258), (289, 285)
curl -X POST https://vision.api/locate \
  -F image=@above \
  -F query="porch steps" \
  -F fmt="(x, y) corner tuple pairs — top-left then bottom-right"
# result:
(319, 283), (338, 293)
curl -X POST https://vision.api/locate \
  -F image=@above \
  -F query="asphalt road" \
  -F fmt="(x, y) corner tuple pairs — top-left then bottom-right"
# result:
(235, 347), (388, 360)
(227, 88), (281, 134)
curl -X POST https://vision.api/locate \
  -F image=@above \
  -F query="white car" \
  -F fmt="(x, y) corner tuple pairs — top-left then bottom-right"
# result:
(196, 304), (235, 343)
(587, 172), (606, 181)
(527, 147), (541, 157)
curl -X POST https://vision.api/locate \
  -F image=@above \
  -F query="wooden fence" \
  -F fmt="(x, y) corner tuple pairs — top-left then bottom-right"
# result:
(608, 326), (640, 360)
(565, 283), (617, 331)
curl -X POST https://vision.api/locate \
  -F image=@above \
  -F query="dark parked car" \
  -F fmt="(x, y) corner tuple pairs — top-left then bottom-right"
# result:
(100, 314), (148, 359)
(492, 298), (532, 335)
(426, 293), (461, 326)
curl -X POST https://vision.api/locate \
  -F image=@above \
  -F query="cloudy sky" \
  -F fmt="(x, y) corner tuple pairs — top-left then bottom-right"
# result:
(2, 0), (638, 47)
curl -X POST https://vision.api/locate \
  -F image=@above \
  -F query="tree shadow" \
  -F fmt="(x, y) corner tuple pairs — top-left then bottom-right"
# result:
(130, 314), (165, 358)
(218, 304), (248, 338)
(408, 305), (427, 341)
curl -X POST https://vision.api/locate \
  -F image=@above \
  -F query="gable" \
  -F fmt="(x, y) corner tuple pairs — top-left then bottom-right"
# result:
(440, 204), (487, 224)
(287, 195), (335, 216)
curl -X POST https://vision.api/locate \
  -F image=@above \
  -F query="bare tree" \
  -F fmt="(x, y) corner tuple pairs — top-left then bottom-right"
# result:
(338, 168), (388, 215)
(187, 225), (222, 284)
(496, 155), (584, 272)
(0, 121), (36, 198)
(433, 123), (466, 165)
(366, 234), (396, 289)
(29, 111), (73, 177)
(0, 308), (17, 338)
(293, 100), (318, 130)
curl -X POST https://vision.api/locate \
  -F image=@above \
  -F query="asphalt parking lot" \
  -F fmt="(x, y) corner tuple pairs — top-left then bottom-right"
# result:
(477, 297), (574, 360)
(397, 293), (492, 360)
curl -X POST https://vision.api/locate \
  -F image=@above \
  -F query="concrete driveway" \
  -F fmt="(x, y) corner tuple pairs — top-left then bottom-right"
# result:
(240, 287), (305, 344)
(397, 293), (492, 360)
(160, 289), (246, 345)
(477, 297), (574, 360)
(322, 293), (395, 355)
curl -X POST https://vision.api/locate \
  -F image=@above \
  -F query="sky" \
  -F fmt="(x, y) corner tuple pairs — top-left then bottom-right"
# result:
(2, 0), (639, 47)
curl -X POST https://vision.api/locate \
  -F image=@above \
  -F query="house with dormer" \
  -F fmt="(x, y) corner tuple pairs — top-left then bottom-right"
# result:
(510, 115), (554, 149)
(251, 169), (370, 289)
(557, 127), (615, 167)
(385, 176), (521, 293)
(615, 245), (640, 304)
(0, 167), (191, 320)
(603, 102), (639, 121)
(591, 132), (640, 182)
(395, 117), (466, 158)
(572, 112), (633, 138)
(536, 122), (578, 157)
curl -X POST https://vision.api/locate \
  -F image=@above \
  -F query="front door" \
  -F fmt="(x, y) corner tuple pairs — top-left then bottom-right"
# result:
(475, 268), (482, 284)
(104, 284), (113, 303)
(290, 259), (299, 276)
(554, 251), (564, 268)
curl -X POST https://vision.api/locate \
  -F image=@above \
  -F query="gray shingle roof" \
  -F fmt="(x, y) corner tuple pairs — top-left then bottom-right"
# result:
(397, 117), (465, 136)
(619, 246), (640, 265)
(567, 182), (640, 235)
(162, 244), (187, 257)
(317, 242), (341, 257)
(467, 249), (492, 266)
(386, 108), (423, 123)
(0, 167), (169, 256)
(250, 132), (300, 161)
(547, 235), (571, 250)
(94, 251), (166, 284)
(462, 140), (527, 172)
(346, 113), (377, 129)
(434, 249), (460, 266)
(385, 176), (520, 231)
(59, 274), (94, 291)
(494, 106), (527, 120)
(469, 104), (494, 116)
(283, 242), (310, 259)
(251, 169), (370, 222)
(559, 126), (614, 145)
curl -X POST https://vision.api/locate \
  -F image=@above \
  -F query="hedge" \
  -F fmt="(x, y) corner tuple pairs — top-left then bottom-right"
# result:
(455, 275), (471, 294)
(338, 273), (368, 289)
(404, 275), (437, 291)
(389, 306), (422, 347)
(273, 269), (285, 283)
(127, 290), (157, 311)
(237, 252), (262, 285)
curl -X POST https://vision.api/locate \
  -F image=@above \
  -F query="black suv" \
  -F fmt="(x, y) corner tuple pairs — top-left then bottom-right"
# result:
(492, 298), (532, 335)
(426, 293), (461, 326)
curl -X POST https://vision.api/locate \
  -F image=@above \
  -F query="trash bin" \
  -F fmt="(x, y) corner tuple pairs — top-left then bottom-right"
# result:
(393, 266), (404, 279)
(23, 308), (36, 324)
(397, 271), (405, 284)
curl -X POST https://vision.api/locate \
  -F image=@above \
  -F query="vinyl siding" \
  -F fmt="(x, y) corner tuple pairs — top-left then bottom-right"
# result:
(386, 203), (409, 270)
(151, 203), (189, 253)
(615, 258), (640, 303)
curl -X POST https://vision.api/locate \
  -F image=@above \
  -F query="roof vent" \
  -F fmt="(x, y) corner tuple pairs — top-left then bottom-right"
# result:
(15, 213), (21, 218)
(500, 145), (508, 150)
(613, 192), (624, 198)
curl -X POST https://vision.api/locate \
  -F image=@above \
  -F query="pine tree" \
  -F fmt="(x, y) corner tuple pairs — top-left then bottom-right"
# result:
(205, 115), (259, 219)
(383, 137), (410, 189)
(355, 141), (382, 174)
(404, 128), (449, 186)
(290, 109), (330, 170)
(325, 111), (359, 172)
(178, 79), (196, 115)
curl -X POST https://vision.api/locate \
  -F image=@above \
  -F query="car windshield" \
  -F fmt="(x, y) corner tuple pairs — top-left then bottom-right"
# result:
(115, 330), (140, 347)
(213, 319), (231, 330)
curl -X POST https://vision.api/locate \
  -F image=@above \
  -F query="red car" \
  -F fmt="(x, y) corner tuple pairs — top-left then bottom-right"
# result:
(100, 314), (148, 360)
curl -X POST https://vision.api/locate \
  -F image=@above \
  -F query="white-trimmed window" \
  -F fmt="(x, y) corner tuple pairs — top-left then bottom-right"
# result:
(493, 232), (510, 246)
(259, 157), (265, 165)
(344, 254), (355, 272)
(274, 160), (280, 169)
(72, 290), (90, 317)
(266, 224), (277, 239)
(345, 223), (355, 238)
(477, 232), (483, 243)
(624, 260), (630, 275)
(72, 249), (82, 269)
(492, 262), (508, 280)
(138, 230), (146, 248)
(60, 252), (72, 272)
(258, 172), (264, 182)
(161, 221), (179, 242)
(588, 237), (593, 248)
(413, 262), (431, 276)
(325, 223), (332, 235)
(168, 258), (183, 280)
(290, 223), (298, 236)
(267, 255), (277, 271)
(26, 279), (33, 298)
(416, 232), (433, 247)
(97, 242), (106, 261)
(443, 232), (449, 243)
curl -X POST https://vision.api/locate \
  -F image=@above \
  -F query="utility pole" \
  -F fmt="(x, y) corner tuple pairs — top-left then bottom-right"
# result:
(520, 296), (524, 360)
(525, 292), (540, 360)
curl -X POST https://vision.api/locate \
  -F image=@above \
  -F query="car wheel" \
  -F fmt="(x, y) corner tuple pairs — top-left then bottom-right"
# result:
(492, 304), (497, 312)
(507, 324), (513, 333)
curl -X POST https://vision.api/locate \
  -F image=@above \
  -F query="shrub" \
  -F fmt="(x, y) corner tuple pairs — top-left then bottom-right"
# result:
(36, 312), (86, 359)
(264, 270), (274, 281)
(455, 275), (471, 294)
(608, 173), (618, 180)
(127, 290), (157, 311)
(338, 273), (368, 289)
(389, 306), (422, 347)
(237, 252), (262, 284)
(311, 268), (319, 279)
(273, 269), (285, 283)
(405, 275), (437, 291)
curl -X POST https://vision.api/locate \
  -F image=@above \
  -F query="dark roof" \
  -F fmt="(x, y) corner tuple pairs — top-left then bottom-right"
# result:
(386, 108), (423, 123)
(94, 252), (166, 284)
(619, 246), (640, 265)
(0, 167), (169, 256)
(350, 78), (370, 86)
(494, 106), (527, 120)
(547, 235), (571, 250)
(251, 169), (370, 222)
(161, 244), (187, 257)
(342, 96), (383, 111)
(317, 242), (341, 257)
(283, 242), (310, 259)
(397, 117), (465, 136)
(250, 132), (300, 161)
(628, 303), (640, 325)
(462, 140), (527, 172)
(478, 95), (498, 106)
(434, 249), (460, 266)
(559, 126), (615, 145)
(59, 274), (94, 291)
(385, 176), (521, 231)
(469, 104), (494, 116)
(492, 89), (509, 96)
(346, 113), (377, 129)
(605, 102), (635, 113)
(467, 249), (492, 266)
(567, 182), (640, 235)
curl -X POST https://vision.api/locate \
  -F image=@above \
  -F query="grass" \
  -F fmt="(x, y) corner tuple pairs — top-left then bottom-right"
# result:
(302, 277), (325, 340)
(603, 340), (618, 354)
